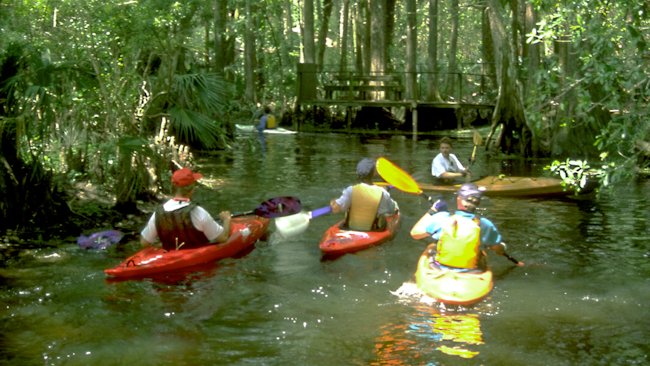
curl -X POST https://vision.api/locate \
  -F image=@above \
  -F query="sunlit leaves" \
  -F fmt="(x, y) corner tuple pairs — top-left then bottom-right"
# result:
(547, 158), (604, 193)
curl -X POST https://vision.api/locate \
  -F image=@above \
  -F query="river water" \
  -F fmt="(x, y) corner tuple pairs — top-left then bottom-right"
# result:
(1, 131), (648, 365)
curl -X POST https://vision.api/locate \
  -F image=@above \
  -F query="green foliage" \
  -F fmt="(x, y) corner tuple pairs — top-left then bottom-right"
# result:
(0, 0), (239, 217)
(547, 159), (608, 194)
(165, 73), (232, 149)
(527, 1), (648, 188)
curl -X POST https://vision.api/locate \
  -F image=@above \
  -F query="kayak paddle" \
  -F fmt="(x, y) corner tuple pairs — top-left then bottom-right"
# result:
(469, 129), (483, 165)
(504, 253), (525, 266)
(274, 205), (333, 238)
(233, 196), (302, 218)
(376, 157), (433, 202)
(465, 129), (483, 182)
(500, 243), (525, 266)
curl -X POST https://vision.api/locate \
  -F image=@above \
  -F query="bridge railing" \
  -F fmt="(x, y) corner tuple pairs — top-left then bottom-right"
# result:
(298, 64), (496, 106)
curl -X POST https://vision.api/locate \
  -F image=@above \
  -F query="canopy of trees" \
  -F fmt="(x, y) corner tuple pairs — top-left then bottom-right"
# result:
(0, 0), (648, 235)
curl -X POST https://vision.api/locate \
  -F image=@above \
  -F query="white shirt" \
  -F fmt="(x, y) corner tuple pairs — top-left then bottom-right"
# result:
(140, 199), (224, 244)
(432, 153), (465, 178)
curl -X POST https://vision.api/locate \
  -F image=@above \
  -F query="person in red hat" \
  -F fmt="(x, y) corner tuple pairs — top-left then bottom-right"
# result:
(140, 168), (232, 251)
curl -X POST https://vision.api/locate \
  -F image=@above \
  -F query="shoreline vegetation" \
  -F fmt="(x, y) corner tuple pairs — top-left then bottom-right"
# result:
(0, 181), (155, 254)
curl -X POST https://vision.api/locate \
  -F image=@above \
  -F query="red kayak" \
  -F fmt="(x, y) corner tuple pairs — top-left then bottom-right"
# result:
(319, 212), (401, 257)
(104, 216), (269, 279)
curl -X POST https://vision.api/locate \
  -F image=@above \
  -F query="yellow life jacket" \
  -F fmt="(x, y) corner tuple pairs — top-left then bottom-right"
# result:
(266, 114), (277, 129)
(347, 184), (382, 231)
(435, 215), (481, 268)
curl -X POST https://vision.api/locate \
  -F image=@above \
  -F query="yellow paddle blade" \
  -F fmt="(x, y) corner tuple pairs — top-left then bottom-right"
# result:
(472, 129), (483, 146)
(470, 129), (483, 164)
(376, 157), (423, 195)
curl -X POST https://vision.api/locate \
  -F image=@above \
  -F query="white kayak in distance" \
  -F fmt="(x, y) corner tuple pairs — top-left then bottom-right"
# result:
(235, 124), (297, 135)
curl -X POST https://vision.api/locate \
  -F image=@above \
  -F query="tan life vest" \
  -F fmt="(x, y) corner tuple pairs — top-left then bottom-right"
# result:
(435, 215), (481, 268)
(347, 184), (383, 231)
(266, 114), (277, 129)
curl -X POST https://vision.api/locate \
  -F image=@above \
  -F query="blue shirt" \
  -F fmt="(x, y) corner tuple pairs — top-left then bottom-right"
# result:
(425, 210), (502, 249)
(257, 114), (268, 132)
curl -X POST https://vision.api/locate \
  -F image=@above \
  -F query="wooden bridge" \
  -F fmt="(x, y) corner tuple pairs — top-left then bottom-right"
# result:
(296, 63), (496, 135)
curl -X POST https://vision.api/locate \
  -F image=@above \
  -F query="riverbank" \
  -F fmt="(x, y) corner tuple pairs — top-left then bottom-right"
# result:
(0, 182), (156, 254)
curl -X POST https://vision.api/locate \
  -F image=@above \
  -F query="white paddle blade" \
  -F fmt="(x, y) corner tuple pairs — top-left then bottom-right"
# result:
(274, 211), (311, 238)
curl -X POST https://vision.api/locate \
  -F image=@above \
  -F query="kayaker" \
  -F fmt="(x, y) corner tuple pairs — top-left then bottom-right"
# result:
(139, 167), (232, 251)
(256, 106), (276, 132)
(411, 183), (509, 271)
(431, 137), (470, 184)
(330, 158), (398, 231)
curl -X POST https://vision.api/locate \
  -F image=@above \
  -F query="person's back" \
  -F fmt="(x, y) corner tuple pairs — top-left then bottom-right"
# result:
(434, 212), (482, 269)
(154, 202), (210, 250)
(140, 168), (232, 250)
(414, 184), (504, 271)
(347, 182), (385, 230)
(412, 184), (524, 268)
(257, 106), (274, 131)
(266, 113), (277, 129)
(330, 158), (397, 231)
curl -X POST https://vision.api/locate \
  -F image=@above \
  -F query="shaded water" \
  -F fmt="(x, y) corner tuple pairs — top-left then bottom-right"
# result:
(1, 132), (649, 365)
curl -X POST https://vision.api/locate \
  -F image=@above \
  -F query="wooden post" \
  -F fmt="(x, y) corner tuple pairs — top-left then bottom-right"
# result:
(297, 63), (317, 104)
(411, 101), (418, 142)
(346, 107), (353, 131)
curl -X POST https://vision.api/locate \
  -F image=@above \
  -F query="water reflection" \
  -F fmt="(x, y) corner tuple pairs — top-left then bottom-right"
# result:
(257, 131), (266, 154)
(372, 283), (489, 364)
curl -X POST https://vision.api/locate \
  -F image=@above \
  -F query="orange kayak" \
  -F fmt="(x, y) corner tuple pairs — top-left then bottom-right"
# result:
(415, 254), (493, 306)
(319, 212), (401, 258)
(378, 176), (574, 197)
(104, 216), (269, 279)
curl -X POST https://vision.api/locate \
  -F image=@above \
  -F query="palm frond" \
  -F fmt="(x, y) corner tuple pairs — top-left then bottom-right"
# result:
(168, 107), (227, 149)
(171, 73), (231, 114)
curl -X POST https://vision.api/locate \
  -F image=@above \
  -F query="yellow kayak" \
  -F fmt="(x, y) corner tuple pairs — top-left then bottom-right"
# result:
(415, 254), (493, 306)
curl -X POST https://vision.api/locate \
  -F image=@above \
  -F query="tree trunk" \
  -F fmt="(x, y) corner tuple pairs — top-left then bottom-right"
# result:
(426, 0), (441, 101)
(522, 2), (539, 99)
(317, 0), (333, 67)
(244, 0), (256, 102)
(405, 0), (417, 100)
(385, 0), (396, 71)
(353, 0), (366, 73)
(446, 0), (459, 99)
(485, 0), (532, 157)
(339, 0), (350, 73)
(522, 2), (549, 154)
(302, 0), (316, 64)
(482, 6), (497, 84)
(370, 0), (386, 74)
(361, 1), (372, 73)
(213, 0), (226, 74)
